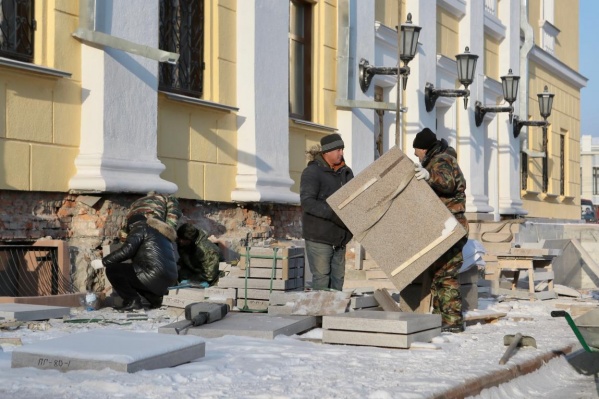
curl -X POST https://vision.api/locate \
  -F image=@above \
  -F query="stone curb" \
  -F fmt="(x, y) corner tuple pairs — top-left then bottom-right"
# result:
(431, 344), (575, 399)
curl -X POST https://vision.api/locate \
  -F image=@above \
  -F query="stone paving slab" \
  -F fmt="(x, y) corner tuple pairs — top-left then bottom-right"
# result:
(158, 312), (318, 339)
(0, 303), (70, 321)
(323, 310), (441, 334)
(322, 327), (442, 349)
(11, 329), (205, 373)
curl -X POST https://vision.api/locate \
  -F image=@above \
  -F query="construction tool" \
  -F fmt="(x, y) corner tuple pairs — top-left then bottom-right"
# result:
(498, 332), (537, 365)
(175, 302), (229, 335)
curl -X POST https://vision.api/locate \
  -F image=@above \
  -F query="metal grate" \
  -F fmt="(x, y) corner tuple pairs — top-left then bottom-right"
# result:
(0, 0), (35, 63)
(159, 0), (204, 98)
(0, 245), (76, 297)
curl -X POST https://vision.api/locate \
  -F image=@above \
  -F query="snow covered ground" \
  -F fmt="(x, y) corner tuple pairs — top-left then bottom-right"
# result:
(0, 295), (596, 399)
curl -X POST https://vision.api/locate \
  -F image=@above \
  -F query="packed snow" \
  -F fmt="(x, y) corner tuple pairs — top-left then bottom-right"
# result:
(0, 295), (596, 399)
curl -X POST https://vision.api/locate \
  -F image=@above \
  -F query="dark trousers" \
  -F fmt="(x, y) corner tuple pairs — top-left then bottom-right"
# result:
(105, 263), (157, 302)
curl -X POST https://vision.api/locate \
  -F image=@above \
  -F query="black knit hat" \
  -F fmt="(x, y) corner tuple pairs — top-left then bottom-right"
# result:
(320, 133), (345, 153)
(177, 223), (199, 241)
(413, 128), (437, 150)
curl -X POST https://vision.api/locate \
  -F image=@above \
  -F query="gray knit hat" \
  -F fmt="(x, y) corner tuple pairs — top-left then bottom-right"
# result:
(320, 133), (345, 153)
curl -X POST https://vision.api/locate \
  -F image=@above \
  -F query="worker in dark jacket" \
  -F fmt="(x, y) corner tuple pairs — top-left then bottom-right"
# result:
(300, 133), (353, 291)
(96, 213), (178, 311)
(413, 127), (468, 333)
(176, 223), (221, 287)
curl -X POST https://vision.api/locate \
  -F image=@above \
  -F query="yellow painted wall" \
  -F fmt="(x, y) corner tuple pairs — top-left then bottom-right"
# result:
(521, 62), (582, 219)
(553, 1), (579, 70)
(436, 7), (459, 58)
(0, 1), (81, 192)
(484, 35), (499, 81)
(375, 0), (407, 28)
(157, 0), (237, 202)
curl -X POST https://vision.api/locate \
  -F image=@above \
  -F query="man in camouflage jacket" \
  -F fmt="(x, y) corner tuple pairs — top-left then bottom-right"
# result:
(176, 223), (221, 287)
(413, 128), (468, 333)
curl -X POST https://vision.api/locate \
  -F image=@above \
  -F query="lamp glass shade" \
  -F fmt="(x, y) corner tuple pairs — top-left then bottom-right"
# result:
(538, 85), (555, 119)
(500, 69), (520, 104)
(456, 47), (478, 87)
(399, 13), (422, 64)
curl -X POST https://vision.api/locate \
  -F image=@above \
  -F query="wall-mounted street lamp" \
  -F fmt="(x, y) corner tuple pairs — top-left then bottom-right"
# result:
(424, 46), (479, 112)
(474, 69), (520, 127)
(358, 13), (422, 92)
(512, 85), (555, 138)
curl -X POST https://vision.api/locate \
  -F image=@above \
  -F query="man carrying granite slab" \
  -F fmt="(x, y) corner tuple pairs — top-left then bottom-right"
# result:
(326, 132), (467, 334)
(413, 128), (468, 333)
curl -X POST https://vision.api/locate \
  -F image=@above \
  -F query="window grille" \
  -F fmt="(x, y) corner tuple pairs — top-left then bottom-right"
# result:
(159, 0), (205, 98)
(0, 0), (35, 63)
(0, 244), (75, 297)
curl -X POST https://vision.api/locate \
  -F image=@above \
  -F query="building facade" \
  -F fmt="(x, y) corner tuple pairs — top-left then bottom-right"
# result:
(0, 0), (587, 290)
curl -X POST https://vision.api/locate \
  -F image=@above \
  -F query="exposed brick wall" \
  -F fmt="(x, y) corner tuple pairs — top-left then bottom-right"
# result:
(0, 190), (302, 292)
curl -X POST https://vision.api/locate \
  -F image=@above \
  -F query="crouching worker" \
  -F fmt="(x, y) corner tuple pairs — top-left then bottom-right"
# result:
(93, 213), (178, 311)
(176, 223), (221, 288)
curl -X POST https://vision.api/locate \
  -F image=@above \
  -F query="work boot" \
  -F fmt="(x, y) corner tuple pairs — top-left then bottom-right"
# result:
(441, 323), (465, 333)
(140, 293), (164, 309)
(113, 297), (143, 312)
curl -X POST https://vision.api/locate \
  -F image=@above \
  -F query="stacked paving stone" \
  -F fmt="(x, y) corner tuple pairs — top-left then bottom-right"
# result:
(322, 311), (442, 349)
(217, 246), (305, 310)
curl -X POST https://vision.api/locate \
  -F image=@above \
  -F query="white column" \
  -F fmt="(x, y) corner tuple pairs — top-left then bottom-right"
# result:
(404, 0), (437, 160)
(458, 0), (493, 213)
(338, 0), (376, 174)
(497, 0), (526, 215)
(69, 0), (176, 193)
(232, 0), (298, 203)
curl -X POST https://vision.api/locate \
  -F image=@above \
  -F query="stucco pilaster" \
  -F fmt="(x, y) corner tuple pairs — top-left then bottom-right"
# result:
(231, 0), (298, 203)
(69, 0), (177, 194)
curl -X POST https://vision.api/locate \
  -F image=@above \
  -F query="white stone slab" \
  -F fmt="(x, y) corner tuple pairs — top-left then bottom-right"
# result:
(158, 313), (318, 340)
(322, 310), (441, 334)
(322, 327), (442, 349)
(11, 329), (205, 373)
(0, 303), (70, 321)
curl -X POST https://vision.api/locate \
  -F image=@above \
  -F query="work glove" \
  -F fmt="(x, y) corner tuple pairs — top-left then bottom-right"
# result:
(91, 259), (104, 270)
(414, 164), (430, 181)
(198, 282), (209, 289)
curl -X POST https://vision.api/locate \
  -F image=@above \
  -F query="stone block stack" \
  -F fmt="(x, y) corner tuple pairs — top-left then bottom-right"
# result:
(217, 246), (305, 310)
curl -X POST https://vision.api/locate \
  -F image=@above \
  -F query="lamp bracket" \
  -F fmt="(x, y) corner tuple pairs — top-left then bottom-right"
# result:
(474, 101), (513, 127)
(512, 115), (548, 138)
(359, 58), (408, 92)
(424, 83), (469, 112)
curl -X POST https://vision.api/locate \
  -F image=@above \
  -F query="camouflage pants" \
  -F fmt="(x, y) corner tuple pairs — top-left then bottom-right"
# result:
(430, 236), (468, 326)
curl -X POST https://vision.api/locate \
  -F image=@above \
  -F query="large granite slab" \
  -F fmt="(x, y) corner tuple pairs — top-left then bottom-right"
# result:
(0, 303), (70, 321)
(326, 146), (466, 291)
(11, 329), (205, 373)
(158, 312), (318, 339)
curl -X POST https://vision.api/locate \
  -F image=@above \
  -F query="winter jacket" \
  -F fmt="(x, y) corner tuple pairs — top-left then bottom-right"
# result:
(177, 228), (221, 286)
(103, 217), (178, 295)
(120, 192), (181, 241)
(421, 139), (469, 233)
(300, 154), (354, 247)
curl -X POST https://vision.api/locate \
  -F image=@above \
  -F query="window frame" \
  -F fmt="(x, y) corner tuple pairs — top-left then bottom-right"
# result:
(158, 0), (205, 99)
(0, 0), (35, 63)
(289, 0), (313, 121)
